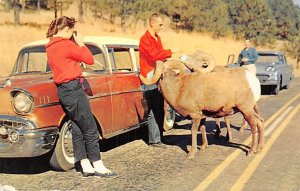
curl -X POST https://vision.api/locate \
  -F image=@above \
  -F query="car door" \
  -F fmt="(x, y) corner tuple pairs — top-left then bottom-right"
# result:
(81, 44), (113, 136)
(106, 45), (146, 133)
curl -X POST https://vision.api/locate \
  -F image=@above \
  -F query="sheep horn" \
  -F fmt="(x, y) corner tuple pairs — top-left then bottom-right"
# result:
(139, 61), (164, 85)
(196, 53), (216, 73)
(181, 52), (216, 73)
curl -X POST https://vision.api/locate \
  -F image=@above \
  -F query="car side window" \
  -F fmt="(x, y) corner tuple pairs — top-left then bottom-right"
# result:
(19, 50), (48, 73)
(83, 44), (106, 72)
(107, 47), (134, 72)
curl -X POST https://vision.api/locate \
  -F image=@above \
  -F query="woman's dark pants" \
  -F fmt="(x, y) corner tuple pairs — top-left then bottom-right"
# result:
(57, 80), (101, 162)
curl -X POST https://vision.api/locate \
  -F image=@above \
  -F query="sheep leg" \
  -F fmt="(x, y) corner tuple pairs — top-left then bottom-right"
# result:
(224, 116), (232, 141)
(256, 114), (265, 154)
(240, 104), (261, 133)
(188, 118), (201, 159)
(199, 118), (208, 151)
(241, 111), (258, 156)
(214, 118), (221, 138)
(253, 104), (264, 153)
(239, 119), (247, 133)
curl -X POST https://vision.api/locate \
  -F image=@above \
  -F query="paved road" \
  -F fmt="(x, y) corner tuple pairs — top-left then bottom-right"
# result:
(1, 78), (300, 191)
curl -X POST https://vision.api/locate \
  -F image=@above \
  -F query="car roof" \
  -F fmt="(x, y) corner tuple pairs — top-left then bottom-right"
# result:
(21, 36), (139, 49)
(258, 50), (283, 55)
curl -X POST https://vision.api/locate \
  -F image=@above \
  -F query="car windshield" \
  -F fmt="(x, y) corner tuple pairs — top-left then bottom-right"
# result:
(257, 54), (279, 64)
(12, 44), (106, 75)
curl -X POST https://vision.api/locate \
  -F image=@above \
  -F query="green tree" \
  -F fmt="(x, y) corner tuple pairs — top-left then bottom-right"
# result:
(163, 0), (230, 37)
(86, 0), (119, 23)
(228, 0), (277, 45)
(131, 0), (169, 27)
(283, 37), (300, 69)
(267, 0), (300, 40)
(193, 0), (231, 37)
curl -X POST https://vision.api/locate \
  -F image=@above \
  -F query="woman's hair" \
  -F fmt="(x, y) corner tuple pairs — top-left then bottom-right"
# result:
(46, 16), (76, 38)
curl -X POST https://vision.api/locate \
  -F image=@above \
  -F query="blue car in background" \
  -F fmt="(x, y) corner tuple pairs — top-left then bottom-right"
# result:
(227, 51), (294, 95)
(256, 51), (293, 95)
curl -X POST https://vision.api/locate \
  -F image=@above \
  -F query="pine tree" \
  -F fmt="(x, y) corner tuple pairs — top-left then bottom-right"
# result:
(228, 0), (277, 45)
(268, 0), (300, 39)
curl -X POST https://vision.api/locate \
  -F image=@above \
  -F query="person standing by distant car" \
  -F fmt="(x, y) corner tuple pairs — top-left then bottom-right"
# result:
(45, 16), (116, 178)
(238, 37), (258, 75)
(139, 13), (179, 148)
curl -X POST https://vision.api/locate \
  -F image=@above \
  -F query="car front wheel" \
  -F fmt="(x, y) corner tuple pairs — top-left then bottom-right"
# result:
(285, 78), (292, 89)
(49, 120), (75, 171)
(273, 84), (280, 95)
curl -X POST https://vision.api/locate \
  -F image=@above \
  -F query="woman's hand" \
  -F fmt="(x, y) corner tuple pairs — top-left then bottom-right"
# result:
(72, 31), (85, 47)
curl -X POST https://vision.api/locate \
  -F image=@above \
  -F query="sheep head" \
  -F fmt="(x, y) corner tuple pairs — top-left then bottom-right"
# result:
(180, 51), (216, 73)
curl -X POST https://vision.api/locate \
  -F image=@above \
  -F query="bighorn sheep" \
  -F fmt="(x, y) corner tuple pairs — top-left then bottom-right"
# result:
(181, 51), (259, 139)
(140, 55), (264, 158)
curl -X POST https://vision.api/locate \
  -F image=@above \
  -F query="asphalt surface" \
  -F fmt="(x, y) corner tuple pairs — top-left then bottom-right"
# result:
(1, 78), (300, 191)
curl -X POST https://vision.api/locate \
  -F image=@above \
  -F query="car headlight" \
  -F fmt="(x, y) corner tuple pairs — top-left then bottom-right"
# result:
(12, 92), (34, 114)
(265, 66), (277, 72)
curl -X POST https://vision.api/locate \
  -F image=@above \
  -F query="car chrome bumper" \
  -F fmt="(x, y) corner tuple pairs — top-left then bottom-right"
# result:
(259, 80), (278, 86)
(0, 115), (59, 157)
(256, 73), (278, 86)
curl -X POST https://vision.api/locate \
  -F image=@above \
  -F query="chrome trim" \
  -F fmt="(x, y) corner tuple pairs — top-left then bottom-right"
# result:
(35, 89), (141, 107)
(103, 121), (147, 139)
(88, 92), (112, 100)
(0, 115), (38, 130)
(110, 89), (141, 96)
(35, 102), (60, 108)
(0, 126), (58, 157)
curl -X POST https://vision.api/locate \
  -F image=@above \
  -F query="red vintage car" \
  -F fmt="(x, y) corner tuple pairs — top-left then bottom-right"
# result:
(0, 36), (175, 170)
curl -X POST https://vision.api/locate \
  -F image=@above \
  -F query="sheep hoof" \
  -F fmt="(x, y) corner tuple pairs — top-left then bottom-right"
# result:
(256, 145), (263, 154)
(226, 133), (232, 141)
(239, 125), (247, 133)
(200, 145), (208, 152)
(187, 151), (196, 159)
(247, 149), (256, 156)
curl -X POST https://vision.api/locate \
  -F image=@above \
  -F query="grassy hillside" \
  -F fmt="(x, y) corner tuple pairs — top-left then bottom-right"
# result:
(0, 3), (298, 77)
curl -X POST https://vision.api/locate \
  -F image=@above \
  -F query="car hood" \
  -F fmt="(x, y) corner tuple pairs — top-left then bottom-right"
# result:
(255, 62), (276, 73)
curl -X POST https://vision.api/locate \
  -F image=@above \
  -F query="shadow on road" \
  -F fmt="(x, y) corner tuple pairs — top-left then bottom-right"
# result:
(164, 120), (250, 155)
(0, 155), (51, 174)
(0, 119), (252, 175)
(0, 126), (149, 175)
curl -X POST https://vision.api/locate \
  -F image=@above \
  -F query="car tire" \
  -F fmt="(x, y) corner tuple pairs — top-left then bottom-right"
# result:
(49, 120), (75, 171)
(273, 76), (282, 95)
(163, 106), (176, 131)
(285, 78), (292, 89)
(273, 84), (279, 95)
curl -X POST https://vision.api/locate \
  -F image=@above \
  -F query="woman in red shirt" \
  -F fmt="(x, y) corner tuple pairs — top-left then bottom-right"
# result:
(46, 16), (115, 177)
